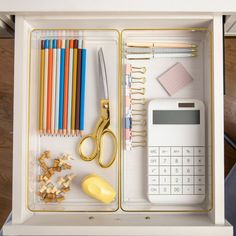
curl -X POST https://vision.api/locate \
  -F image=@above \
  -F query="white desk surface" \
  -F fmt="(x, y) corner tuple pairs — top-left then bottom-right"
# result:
(0, 0), (236, 14)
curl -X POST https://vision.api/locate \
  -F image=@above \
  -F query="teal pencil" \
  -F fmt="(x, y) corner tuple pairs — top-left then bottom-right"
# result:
(55, 39), (61, 135)
(79, 40), (86, 137)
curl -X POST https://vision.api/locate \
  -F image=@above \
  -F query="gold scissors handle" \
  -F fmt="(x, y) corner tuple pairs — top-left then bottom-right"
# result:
(77, 100), (117, 168)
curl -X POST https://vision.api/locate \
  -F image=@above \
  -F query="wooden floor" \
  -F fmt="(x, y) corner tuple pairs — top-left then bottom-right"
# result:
(0, 37), (236, 227)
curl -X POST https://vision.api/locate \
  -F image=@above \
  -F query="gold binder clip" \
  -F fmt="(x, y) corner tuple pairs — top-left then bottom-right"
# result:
(131, 76), (146, 84)
(131, 87), (145, 95)
(125, 64), (146, 75)
(132, 66), (146, 74)
(132, 140), (147, 148)
(131, 98), (146, 105)
(132, 119), (146, 125)
(132, 130), (147, 137)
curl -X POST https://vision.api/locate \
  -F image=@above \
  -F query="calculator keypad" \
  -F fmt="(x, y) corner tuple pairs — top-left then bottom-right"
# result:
(148, 146), (205, 197)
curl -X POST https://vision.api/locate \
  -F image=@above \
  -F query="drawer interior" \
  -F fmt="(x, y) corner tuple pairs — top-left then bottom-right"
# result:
(12, 15), (223, 223)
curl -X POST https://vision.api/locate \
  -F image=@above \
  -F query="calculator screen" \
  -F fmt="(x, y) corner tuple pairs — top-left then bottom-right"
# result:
(153, 110), (200, 125)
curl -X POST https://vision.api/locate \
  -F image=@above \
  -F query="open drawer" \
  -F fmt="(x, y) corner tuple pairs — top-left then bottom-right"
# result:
(3, 14), (232, 235)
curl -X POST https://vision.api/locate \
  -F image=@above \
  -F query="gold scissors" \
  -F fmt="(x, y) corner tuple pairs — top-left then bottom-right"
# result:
(77, 48), (117, 168)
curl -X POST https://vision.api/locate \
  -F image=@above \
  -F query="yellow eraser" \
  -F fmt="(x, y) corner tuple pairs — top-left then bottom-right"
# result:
(81, 174), (116, 204)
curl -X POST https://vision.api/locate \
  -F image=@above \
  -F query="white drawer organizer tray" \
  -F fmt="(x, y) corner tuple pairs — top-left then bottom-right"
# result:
(3, 13), (232, 236)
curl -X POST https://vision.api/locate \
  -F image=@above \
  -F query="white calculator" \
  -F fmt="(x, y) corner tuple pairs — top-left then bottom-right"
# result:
(147, 99), (205, 204)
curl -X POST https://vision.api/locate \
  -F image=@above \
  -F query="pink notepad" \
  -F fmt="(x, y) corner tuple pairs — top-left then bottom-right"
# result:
(158, 63), (193, 96)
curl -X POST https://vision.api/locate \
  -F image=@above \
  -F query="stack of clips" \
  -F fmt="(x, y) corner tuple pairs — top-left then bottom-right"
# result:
(124, 64), (147, 151)
(125, 42), (198, 60)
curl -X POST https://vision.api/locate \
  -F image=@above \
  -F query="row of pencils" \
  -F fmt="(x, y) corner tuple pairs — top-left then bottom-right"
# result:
(39, 39), (86, 136)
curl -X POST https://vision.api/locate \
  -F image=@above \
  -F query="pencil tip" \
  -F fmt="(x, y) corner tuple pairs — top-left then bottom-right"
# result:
(79, 131), (84, 137)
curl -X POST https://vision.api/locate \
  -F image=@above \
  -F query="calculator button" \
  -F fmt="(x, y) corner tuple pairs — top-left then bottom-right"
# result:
(148, 147), (159, 156)
(160, 185), (170, 194)
(171, 185), (182, 195)
(194, 166), (205, 175)
(160, 166), (170, 175)
(149, 176), (159, 185)
(171, 156), (182, 166)
(194, 185), (205, 195)
(183, 147), (193, 156)
(148, 185), (159, 194)
(160, 176), (170, 185)
(160, 147), (170, 156)
(149, 156), (158, 165)
(194, 147), (205, 156)
(171, 166), (182, 175)
(183, 166), (193, 175)
(171, 147), (182, 156)
(183, 185), (194, 194)
(171, 176), (182, 185)
(183, 156), (193, 165)
(160, 156), (170, 165)
(194, 156), (205, 165)
(149, 166), (158, 175)
(194, 176), (205, 185)
(183, 176), (193, 184)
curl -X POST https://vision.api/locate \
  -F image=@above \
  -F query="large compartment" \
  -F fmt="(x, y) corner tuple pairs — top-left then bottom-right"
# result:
(121, 29), (213, 211)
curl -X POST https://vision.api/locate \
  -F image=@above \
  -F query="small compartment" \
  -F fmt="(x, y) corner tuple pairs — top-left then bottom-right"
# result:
(28, 29), (119, 211)
(121, 29), (212, 211)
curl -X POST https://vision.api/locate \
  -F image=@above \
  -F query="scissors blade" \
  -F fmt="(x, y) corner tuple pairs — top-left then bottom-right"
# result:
(98, 48), (109, 100)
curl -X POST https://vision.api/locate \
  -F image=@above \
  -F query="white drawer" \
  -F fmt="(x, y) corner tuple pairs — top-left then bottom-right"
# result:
(2, 13), (232, 236)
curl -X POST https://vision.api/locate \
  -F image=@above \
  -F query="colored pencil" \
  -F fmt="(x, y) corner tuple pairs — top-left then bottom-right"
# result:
(63, 40), (70, 135)
(46, 40), (53, 134)
(39, 40), (45, 135)
(59, 40), (65, 134)
(55, 39), (61, 135)
(51, 39), (57, 135)
(75, 40), (82, 135)
(43, 39), (49, 135)
(67, 39), (74, 135)
(79, 43), (87, 137)
(71, 39), (78, 135)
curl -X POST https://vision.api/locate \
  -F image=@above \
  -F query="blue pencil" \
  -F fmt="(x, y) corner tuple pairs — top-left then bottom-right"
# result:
(79, 43), (86, 136)
(59, 40), (65, 133)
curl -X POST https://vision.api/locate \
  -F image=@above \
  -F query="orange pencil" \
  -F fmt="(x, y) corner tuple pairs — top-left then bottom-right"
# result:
(39, 40), (45, 135)
(47, 40), (53, 134)
(63, 40), (70, 135)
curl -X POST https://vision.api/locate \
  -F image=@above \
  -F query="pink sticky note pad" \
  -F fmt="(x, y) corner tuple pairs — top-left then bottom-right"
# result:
(158, 63), (193, 96)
